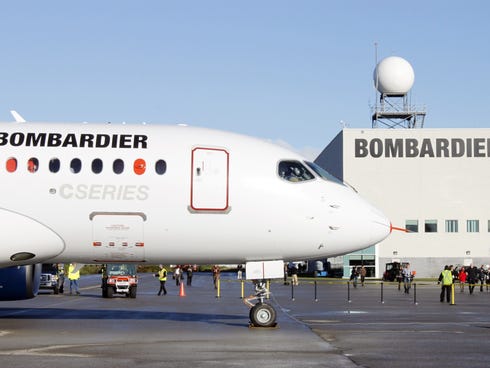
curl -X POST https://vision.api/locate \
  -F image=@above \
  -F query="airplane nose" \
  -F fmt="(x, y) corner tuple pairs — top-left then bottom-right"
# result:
(369, 208), (391, 244)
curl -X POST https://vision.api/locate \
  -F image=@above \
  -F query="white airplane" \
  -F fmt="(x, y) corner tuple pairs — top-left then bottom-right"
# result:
(0, 111), (391, 326)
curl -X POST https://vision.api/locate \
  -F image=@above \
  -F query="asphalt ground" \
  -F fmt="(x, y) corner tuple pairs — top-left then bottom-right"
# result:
(1, 273), (490, 368)
(280, 278), (490, 368)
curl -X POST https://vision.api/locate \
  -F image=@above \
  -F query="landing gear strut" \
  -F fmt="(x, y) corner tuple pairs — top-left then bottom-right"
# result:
(244, 280), (277, 327)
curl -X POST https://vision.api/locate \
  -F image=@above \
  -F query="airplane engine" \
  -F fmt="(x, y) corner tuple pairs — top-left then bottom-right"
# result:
(0, 264), (41, 300)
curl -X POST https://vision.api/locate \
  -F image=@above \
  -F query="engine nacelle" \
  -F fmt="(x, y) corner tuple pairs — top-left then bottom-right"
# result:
(0, 264), (41, 300)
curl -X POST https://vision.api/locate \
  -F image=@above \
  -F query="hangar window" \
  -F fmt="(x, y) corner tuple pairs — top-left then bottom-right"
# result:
(6, 157), (17, 172)
(278, 160), (314, 182)
(405, 220), (418, 233)
(155, 159), (167, 175)
(49, 158), (60, 173)
(424, 220), (437, 233)
(445, 220), (458, 233)
(113, 159), (124, 174)
(467, 220), (479, 233)
(70, 158), (82, 173)
(92, 158), (103, 174)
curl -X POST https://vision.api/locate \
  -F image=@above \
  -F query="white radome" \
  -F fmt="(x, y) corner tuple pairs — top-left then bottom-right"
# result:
(373, 56), (415, 94)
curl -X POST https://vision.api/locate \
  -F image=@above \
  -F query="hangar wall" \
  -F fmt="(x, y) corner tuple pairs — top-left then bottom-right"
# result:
(316, 128), (490, 278)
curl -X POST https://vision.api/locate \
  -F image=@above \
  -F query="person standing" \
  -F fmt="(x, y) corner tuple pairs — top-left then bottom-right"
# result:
(458, 267), (467, 292)
(174, 266), (181, 286)
(212, 265), (221, 289)
(290, 264), (299, 286)
(360, 266), (367, 287)
(156, 264), (167, 296)
(186, 266), (193, 286)
(350, 267), (359, 288)
(283, 263), (289, 285)
(237, 264), (243, 280)
(467, 264), (478, 294)
(478, 265), (487, 292)
(68, 263), (80, 295)
(402, 263), (413, 294)
(439, 265), (453, 303)
(57, 263), (65, 294)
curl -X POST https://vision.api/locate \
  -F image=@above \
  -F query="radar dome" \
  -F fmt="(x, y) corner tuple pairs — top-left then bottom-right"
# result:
(373, 56), (414, 94)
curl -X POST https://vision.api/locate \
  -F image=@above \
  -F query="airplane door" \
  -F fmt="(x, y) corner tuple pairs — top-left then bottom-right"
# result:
(190, 147), (230, 212)
(90, 212), (146, 262)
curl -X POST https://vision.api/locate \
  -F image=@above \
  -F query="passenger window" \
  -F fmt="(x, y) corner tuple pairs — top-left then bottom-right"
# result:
(70, 158), (82, 173)
(92, 158), (103, 174)
(134, 158), (146, 175)
(27, 158), (39, 173)
(6, 157), (17, 173)
(49, 158), (60, 173)
(278, 160), (314, 182)
(155, 159), (167, 175)
(113, 159), (124, 174)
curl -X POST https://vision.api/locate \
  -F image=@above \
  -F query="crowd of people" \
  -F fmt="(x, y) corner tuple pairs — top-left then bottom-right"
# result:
(445, 264), (490, 294)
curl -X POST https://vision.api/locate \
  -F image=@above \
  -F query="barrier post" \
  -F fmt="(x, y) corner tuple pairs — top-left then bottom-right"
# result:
(314, 281), (318, 302)
(347, 281), (351, 303)
(291, 282), (295, 301)
(380, 282), (384, 304)
(240, 279), (244, 299)
(413, 283), (418, 305)
(450, 283), (455, 305)
(216, 278), (221, 298)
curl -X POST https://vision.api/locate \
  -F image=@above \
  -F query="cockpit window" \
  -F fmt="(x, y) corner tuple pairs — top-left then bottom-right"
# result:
(305, 161), (345, 186)
(278, 160), (315, 182)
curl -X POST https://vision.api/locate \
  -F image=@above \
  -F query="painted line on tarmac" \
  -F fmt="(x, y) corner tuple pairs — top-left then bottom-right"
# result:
(0, 344), (93, 358)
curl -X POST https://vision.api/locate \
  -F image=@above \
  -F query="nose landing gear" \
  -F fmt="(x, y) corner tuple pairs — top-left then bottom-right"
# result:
(244, 280), (277, 328)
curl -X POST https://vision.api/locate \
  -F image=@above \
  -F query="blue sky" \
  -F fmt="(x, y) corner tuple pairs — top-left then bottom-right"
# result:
(1, 1), (489, 159)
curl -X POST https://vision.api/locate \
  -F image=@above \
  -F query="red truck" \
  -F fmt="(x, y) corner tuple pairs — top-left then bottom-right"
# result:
(101, 264), (138, 298)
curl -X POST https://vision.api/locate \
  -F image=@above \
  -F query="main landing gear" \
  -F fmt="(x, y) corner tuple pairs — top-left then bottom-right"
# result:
(244, 280), (277, 328)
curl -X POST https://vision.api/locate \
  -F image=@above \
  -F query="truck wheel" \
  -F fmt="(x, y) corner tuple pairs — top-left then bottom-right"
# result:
(53, 286), (59, 295)
(107, 287), (114, 298)
(129, 287), (137, 298)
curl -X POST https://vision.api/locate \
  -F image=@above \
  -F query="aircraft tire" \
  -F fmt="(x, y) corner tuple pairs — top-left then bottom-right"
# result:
(250, 303), (276, 327)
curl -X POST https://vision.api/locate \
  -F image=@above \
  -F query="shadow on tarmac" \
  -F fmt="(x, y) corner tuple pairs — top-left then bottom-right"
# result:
(0, 307), (245, 326)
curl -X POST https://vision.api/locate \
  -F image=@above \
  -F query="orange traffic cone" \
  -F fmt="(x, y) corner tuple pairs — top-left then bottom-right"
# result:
(179, 282), (186, 297)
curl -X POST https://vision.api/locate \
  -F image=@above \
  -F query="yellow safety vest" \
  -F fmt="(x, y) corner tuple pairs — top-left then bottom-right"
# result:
(158, 268), (167, 281)
(442, 270), (453, 285)
(68, 264), (80, 280)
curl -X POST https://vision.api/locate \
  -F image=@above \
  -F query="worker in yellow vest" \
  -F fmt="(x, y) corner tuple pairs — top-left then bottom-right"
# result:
(439, 265), (453, 303)
(156, 264), (167, 296)
(68, 263), (81, 295)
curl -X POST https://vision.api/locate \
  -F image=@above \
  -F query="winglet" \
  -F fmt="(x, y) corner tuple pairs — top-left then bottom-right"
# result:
(10, 110), (26, 123)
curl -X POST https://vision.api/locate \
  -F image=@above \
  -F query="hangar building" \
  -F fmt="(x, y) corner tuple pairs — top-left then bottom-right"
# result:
(315, 128), (490, 278)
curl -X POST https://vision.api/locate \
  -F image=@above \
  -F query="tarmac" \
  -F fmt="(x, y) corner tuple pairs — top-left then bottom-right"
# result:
(1, 272), (490, 368)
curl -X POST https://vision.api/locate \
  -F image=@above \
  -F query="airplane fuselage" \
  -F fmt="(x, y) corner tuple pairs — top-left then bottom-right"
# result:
(0, 122), (390, 267)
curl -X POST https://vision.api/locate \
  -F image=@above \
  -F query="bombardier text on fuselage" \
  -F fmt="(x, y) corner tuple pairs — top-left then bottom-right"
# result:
(0, 132), (147, 148)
